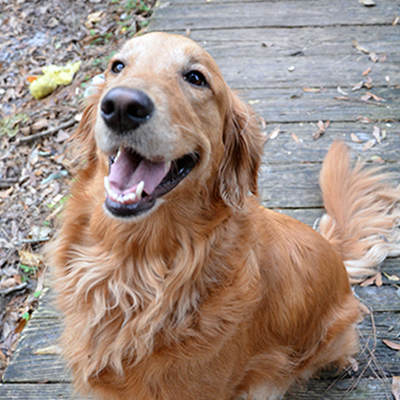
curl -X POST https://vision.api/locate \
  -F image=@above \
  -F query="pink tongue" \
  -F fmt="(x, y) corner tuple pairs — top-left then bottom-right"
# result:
(108, 149), (168, 196)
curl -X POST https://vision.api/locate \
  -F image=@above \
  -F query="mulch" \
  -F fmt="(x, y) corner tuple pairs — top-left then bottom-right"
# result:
(0, 0), (154, 379)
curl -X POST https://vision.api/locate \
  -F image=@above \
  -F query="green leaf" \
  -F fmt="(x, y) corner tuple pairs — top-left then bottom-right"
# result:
(33, 291), (42, 298)
(22, 312), (30, 321)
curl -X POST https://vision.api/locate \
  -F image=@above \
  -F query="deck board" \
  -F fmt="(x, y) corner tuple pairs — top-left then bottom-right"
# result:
(2, 0), (399, 398)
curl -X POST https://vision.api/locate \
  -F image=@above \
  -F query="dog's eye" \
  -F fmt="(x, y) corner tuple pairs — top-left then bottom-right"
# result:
(184, 71), (207, 87)
(111, 61), (125, 74)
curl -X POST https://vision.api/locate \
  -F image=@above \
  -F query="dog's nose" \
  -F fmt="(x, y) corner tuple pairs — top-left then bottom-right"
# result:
(100, 87), (154, 132)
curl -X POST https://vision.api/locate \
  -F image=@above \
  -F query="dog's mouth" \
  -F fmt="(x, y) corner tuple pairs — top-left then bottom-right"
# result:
(104, 147), (199, 218)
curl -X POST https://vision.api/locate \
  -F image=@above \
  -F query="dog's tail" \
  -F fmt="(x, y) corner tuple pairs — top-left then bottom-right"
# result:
(318, 141), (400, 283)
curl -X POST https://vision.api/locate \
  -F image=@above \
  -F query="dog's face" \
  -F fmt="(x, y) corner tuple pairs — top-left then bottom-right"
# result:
(84, 32), (263, 219)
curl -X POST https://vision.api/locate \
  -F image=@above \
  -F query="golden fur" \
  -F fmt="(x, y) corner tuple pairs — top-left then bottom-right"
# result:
(48, 32), (400, 400)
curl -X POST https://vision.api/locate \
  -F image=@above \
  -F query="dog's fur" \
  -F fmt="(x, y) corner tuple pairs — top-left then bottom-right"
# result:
(48, 32), (400, 400)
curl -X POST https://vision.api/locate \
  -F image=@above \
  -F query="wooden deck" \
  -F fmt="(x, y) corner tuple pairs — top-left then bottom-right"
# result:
(1, 0), (400, 398)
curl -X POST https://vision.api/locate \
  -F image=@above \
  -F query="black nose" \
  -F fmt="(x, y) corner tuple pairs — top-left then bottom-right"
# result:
(100, 87), (154, 132)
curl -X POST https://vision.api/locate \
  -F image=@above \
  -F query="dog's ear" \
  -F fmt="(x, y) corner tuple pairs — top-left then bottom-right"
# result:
(70, 81), (104, 164)
(218, 92), (265, 208)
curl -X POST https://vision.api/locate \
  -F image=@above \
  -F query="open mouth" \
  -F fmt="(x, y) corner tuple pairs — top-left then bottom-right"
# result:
(104, 148), (199, 218)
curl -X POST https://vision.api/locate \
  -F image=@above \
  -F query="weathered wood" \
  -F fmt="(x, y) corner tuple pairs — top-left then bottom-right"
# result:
(150, 0), (399, 31)
(234, 87), (399, 123)
(212, 55), (400, 89)
(258, 161), (400, 208)
(178, 25), (400, 60)
(283, 377), (393, 399)
(0, 383), (93, 399)
(262, 122), (400, 163)
(3, 318), (69, 383)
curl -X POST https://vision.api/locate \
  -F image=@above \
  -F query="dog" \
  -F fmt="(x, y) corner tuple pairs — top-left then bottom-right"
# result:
(48, 32), (400, 400)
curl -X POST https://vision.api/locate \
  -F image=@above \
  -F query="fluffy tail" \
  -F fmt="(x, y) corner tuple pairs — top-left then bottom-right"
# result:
(319, 141), (400, 283)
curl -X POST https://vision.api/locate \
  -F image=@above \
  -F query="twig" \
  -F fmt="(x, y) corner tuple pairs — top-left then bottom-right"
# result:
(0, 178), (18, 189)
(17, 118), (76, 144)
(0, 283), (28, 296)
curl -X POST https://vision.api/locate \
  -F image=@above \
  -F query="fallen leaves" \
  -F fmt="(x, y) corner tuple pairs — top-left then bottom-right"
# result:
(360, 272), (382, 287)
(352, 40), (385, 64)
(313, 120), (330, 140)
(382, 340), (400, 351)
(351, 133), (363, 143)
(359, 0), (376, 6)
(393, 377), (400, 400)
(267, 125), (281, 140)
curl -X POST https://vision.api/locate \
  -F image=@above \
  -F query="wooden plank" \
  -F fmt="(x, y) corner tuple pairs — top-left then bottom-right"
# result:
(178, 25), (400, 59)
(259, 161), (400, 208)
(0, 379), (392, 400)
(355, 285), (400, 313)
(0, 383), (92, 399)
(262, 122), (400, 164)
(214, 55), (400, 89)
(150, 0), (399, 31)
(234, 87), (399, 123)
(3, 317), (69, 383)
(283, 377), (393, 400)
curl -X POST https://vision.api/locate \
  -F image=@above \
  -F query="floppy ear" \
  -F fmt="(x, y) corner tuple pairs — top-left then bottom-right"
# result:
(70, 82), (104, 165)
(218, 92), (265, 208)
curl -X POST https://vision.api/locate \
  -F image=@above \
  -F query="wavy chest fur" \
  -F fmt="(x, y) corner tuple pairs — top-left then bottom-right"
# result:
(52, 200), (261, 390)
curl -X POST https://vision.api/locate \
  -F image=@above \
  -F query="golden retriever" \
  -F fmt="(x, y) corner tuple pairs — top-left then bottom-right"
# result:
(48, 32), (400, 400)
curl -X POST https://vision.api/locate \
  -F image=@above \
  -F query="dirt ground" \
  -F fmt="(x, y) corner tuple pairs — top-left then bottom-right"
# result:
(0, 0), (154, 378)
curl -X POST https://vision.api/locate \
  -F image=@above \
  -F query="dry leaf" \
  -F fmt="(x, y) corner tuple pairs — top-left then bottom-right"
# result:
(31, 118), (49, 132)
(382, 339), (400, 351)
(362, 139), (376, 151)
(351, 80), (364, 91)
(364, 75), (373, 88)
(367, 92), (384, 102)
(351, 133), (363, 143)
(372, 125), (381, 143)
(357, 116), (373, 123)
(19, 250), (43, 268)
(334, 96), (349, 101)
(303, 87), (320, 93)
(369, 52), (379, 62)
(85, 11), (104, 29)
(360, 273), (381, 287)
(291, 133), (299, 143)
(352, 40), (369, 54)
(317, 120), (325, 132)
(392, 377), (400, 400)
(362, 67), (371, 76)
(337, 86), (348, 95)
(359, 0), (376, 5)
(371, 155), (384, 163)
(0, 187), (13, 199)
(361, 93), (372, 102)
(268, 125), (280, 140)
(375, 272), (383, 287)
(383, 272), (400, 281)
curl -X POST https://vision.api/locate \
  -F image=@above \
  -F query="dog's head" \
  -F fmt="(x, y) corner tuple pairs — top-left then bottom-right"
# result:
(77, 32), (264, 220)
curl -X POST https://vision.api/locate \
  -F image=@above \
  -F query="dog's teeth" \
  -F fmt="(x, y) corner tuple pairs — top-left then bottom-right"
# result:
(136, 181), (144, 198)
(165, 161), (171, 172)
(115, 147), (123, 162)
(123, 193), (137, 204)
(104, 177), (111, 193)
(110, 192), (119, 202)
